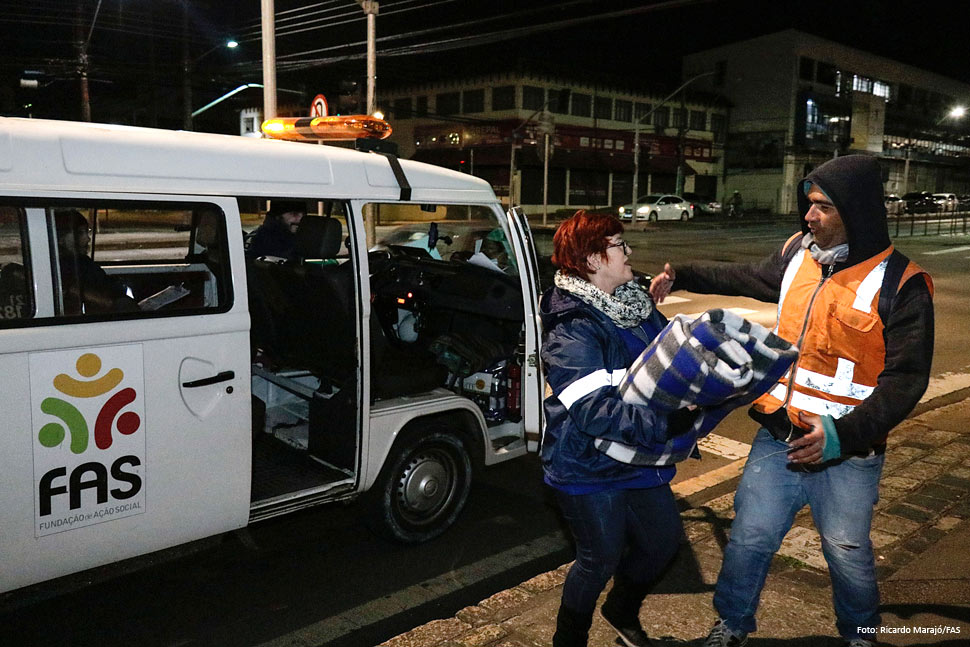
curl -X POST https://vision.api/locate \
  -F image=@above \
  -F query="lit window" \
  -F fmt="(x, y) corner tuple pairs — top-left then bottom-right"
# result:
(852, 75), (873, 93)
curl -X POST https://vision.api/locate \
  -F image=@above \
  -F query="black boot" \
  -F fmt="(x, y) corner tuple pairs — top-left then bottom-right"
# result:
(553, 604), (593, 647)
(600, 576), (653, 647)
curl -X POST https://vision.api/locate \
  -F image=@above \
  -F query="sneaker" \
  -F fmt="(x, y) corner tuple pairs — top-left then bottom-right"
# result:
(599, 609), (653, 647)
(844, 639), (876, 647)
(703, 619), (748, 647)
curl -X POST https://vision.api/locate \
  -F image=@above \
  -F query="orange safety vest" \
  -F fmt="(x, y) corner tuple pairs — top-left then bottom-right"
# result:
(753, 238), (933, 428)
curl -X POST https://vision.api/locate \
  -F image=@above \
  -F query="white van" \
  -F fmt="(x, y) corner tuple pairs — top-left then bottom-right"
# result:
(0, 118), (546, 595)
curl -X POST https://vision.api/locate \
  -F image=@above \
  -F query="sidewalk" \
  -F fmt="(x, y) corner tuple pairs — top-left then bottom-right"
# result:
(381, 396), (970, 647)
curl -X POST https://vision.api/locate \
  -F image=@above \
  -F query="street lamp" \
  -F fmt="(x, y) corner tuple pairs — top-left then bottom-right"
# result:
(936, 105), (967, 126)
(631, 71), (715, 219)
(183, 38), (240, 130)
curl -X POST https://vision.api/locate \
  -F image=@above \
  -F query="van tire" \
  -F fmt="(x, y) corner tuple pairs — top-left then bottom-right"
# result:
(648, 212), (658, 222)
(680, 210), (689, 221)
(366, 427), (473, 543)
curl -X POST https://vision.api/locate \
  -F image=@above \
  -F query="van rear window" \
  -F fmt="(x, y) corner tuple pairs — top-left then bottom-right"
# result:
(0, 206), (32, 323)
(0, 200), (232, 326)
(47, 202), (232, 319)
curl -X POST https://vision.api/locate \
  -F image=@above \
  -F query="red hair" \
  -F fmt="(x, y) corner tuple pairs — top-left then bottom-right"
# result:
(551, 210), (623, 280)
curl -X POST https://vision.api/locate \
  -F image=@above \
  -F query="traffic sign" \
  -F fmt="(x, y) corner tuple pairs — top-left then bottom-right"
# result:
(310, 94), (329, 117)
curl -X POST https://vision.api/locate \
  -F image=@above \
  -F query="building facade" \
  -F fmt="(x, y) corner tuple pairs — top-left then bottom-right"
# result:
(684, 30), (970, 214)
(378, 73), (728, 213)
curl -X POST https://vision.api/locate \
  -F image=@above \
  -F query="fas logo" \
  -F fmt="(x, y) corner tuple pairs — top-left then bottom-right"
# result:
(30, 345), (146, 536)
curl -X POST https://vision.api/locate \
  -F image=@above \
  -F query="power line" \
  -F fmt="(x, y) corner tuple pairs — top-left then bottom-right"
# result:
(247, 0), (712, 74)
(274, 0), (597, 61)
(235, 0), (454, 41)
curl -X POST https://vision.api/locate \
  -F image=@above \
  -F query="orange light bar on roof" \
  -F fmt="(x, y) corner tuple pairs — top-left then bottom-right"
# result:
(261, 115), (392, 141)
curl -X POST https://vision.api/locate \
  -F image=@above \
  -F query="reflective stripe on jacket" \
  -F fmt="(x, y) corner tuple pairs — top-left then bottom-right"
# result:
(753, 243), (933, 429)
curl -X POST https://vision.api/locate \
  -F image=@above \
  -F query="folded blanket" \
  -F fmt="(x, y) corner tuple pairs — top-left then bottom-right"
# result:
(594, 309), (798, 466)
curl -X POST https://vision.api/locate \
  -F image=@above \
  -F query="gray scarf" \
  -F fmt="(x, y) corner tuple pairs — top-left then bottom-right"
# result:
(802, 232), (849, 265)
(554, 270), (653, 329)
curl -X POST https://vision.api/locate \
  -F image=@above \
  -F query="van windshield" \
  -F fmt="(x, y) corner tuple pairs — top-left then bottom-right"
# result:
(372, 204), (517, 276)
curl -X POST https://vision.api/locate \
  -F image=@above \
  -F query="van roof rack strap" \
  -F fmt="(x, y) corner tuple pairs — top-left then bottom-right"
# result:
(375, 152), (412, 201)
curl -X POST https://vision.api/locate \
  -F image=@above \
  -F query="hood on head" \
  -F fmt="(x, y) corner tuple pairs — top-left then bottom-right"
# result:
(796, 154), (891, 264)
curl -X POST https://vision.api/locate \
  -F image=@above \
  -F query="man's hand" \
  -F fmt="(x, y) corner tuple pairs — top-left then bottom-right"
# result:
(787, 411), (825, 464)
(649, 263), (676, 303)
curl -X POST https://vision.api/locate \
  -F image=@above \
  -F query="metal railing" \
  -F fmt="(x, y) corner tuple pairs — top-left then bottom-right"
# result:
(891, 209), (970, 237)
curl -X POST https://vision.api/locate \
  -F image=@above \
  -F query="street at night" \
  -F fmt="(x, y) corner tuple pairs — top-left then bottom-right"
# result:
(3, 2), (970, 646)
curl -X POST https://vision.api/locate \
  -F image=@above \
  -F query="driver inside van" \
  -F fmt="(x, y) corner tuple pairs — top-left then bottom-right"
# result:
(54, 209), (138, 315)
(468, 228), (518, 275)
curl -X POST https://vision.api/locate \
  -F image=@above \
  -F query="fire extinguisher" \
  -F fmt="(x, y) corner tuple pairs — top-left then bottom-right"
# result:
(507, 361), (522, 422)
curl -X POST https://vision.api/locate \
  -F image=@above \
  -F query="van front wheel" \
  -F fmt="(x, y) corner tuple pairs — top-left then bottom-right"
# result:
(367, 428), (472, 543)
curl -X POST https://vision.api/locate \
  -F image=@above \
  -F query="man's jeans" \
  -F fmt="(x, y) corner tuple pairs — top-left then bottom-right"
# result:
(714, 428), (884, 640)
(556, 484), (682, 614)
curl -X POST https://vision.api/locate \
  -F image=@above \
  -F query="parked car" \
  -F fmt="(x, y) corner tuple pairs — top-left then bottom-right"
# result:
(901, 191), (935, 214)
(618, 194), (693, 222)
(932, 193), (958, 212)
(682, 192), (722, 217)
(884, 194), (905, 217)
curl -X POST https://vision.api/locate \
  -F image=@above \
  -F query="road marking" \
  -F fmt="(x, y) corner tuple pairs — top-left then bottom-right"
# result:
(256, 533), (569, 647)
(672, 458), (746, 498)
(682, 307), (758, 319)
(697, 433), (751, 460)
(922, 245), (970, 255)
(658, 295), (691, 304)
(920, 369), (970, 402)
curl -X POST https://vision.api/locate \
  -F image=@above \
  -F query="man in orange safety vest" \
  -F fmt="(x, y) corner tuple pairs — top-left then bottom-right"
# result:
(650, 154), (934, 647)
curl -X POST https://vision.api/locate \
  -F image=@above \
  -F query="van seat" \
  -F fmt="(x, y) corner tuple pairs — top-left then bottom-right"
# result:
(248, 216), (356, 383)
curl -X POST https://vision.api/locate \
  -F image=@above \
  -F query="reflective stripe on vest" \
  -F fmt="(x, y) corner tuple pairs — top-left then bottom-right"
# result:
(775, 248), (806, 332)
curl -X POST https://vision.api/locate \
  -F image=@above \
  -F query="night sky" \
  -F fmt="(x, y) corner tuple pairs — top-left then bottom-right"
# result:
(2, 0), (968, 127)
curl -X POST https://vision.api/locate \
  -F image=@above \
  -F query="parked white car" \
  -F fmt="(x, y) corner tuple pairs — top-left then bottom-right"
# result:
(884, 194), (905, 216)
(932, 193), (958, 212)
(618, 194), (693, 222)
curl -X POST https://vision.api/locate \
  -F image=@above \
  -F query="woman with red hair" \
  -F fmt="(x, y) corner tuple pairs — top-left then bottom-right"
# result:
(540, 210), (693, 647)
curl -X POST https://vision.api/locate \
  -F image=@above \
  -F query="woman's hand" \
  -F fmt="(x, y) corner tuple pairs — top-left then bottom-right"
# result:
(649, 263), (676, 303)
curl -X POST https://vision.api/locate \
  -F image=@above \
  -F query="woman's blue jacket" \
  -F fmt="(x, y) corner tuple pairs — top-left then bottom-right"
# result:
(539, 286), (675, 487)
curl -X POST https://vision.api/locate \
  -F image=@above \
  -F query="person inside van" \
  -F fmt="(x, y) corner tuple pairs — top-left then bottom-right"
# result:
(54, 209), (138, 315)
(245, 200), (306, 260)
(468, 228), (518, 275)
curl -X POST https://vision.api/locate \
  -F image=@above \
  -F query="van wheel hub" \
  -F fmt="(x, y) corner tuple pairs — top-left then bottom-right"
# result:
(398, 452), (451, 514)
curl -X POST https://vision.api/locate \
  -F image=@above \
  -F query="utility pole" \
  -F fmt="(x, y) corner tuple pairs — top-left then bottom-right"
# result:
(182, 0), (192, 130)
(675, 92), (687, 196)
(356, 1), (380, 248)
(74, 0), (102, 122)
(261, 0), (277, 122)
(538, 110), (555, 226)
(357, 1), (379, 115)
(508, 88), (569, 213)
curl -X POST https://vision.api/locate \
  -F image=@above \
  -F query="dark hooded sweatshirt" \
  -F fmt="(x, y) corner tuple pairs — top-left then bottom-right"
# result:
(671, 155), (934, 455)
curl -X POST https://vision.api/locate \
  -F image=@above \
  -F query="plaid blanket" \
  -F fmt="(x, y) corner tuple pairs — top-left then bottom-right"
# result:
(594, 309), (798, 466)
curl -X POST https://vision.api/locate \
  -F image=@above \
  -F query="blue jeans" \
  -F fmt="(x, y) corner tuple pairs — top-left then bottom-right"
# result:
(556, 484), (683, 614)
(714, 428), (884, 639)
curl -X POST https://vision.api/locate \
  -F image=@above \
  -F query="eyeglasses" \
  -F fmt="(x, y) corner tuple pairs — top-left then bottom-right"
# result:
(605, 240), (631, 254)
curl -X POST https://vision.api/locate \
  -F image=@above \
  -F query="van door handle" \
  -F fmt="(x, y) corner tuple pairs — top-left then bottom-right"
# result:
(182, 370), (235, 388)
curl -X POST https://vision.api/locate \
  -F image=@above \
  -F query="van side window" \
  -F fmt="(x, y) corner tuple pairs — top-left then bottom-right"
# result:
(0, 206), (33, 323)
(47, 202), (231, 319)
